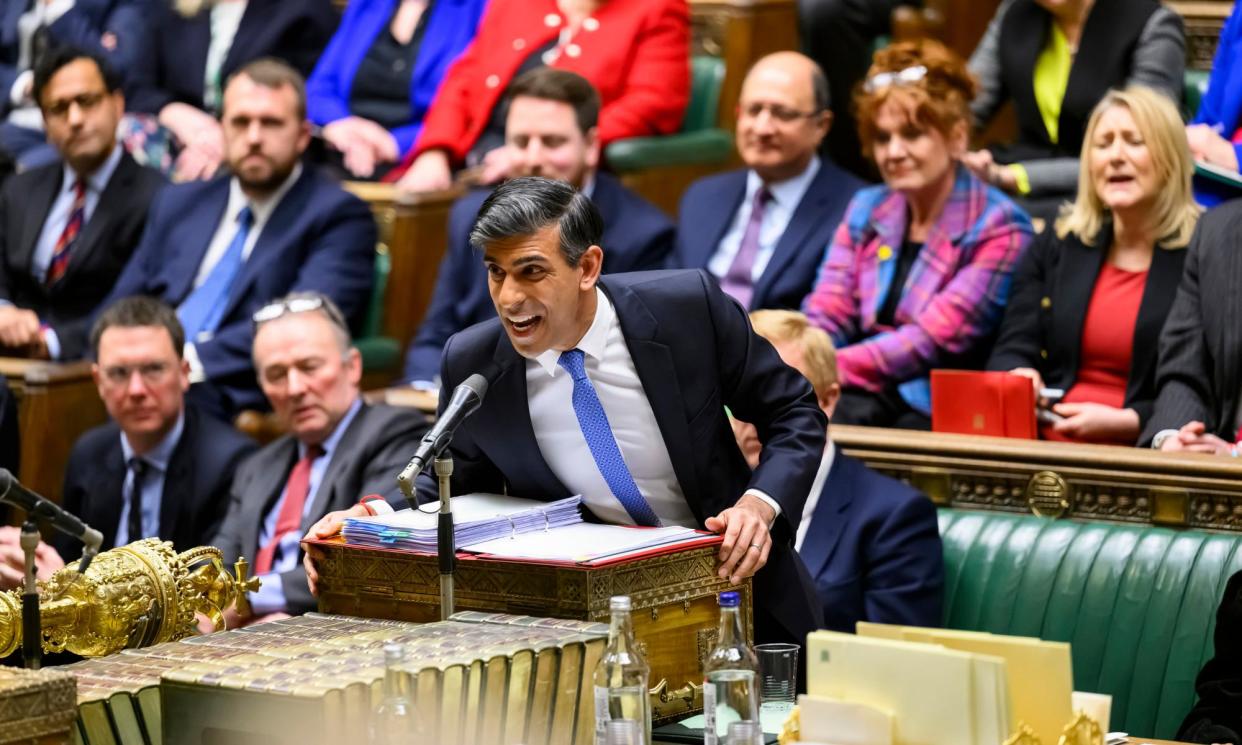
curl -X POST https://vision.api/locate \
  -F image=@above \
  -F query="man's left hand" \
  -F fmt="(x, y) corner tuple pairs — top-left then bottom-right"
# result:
(704, 494), (774, 585)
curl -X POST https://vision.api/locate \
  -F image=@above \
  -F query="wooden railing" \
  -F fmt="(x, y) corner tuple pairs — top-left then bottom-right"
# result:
(834, 424), (1242, 533)
(0, 358), (107, 503)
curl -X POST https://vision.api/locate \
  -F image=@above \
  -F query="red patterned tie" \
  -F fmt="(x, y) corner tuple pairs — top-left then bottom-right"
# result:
(46, 179), (86, 286)
(253, 445), (324, 575)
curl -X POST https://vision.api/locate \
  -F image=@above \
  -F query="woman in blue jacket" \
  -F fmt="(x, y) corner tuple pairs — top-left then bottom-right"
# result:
(1185, 0), (1242, 207)
(306, 0), (487, 180)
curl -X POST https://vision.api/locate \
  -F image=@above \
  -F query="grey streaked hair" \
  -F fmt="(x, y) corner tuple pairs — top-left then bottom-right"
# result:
(251, 291), (353, 359)
(469, 177), (603, 267)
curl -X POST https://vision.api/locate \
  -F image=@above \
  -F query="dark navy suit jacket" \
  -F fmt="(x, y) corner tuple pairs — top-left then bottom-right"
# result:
(126, 0), (337, 114)
(54, 404), (256, 558)
(0, 0), (153, 111)
(88, 167), (376, 415)
(419, 269), (827, 647)
(672, 161), (864, 310)
(801, 451), (944, 632)
(305, 0), (485, 158)
(402, 172), (675, 382)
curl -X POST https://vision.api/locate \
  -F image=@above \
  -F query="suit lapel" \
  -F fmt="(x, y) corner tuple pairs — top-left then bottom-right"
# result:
(219, 170), (311, 320)
(693, 173), (746, 271)
(247, 438), (298, 556)
(1128, 245), (1182, 400)
(169, 180), (230, 303)
(487, 335), (569, 496)
(599, 278), (700, 509)
(98, 436), (128, 550)
(159, 407), (196, 542)
(220, 0), (272, 80)
(798, 451), (851, 578)
(753, 166), (830, 306)
(302, 404), (370, 531)
(57, 155), (136, 288)
(18, 168), (63, 277)
(1052, 232), (1104, 360)
(0, 2), (27, 50)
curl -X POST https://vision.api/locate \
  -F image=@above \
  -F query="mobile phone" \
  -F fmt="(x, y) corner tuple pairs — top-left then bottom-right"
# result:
(1039, 387), (1065, 406)
(1037, 408), (1065, 425)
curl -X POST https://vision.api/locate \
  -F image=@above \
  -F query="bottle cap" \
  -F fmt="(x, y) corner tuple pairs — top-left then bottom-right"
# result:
(718, 591), (740, 608)
(610, 595), (632, 612)
(383, 642), (406, 664)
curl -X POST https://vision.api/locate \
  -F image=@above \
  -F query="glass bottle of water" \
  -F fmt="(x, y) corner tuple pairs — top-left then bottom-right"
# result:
(370, 642), (417, 745)
(702, 591), (759, 745)
(593, 595), (651, 745)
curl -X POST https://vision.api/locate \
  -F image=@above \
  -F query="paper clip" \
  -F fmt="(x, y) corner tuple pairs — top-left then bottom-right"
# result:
(505, 514), (517, 539)
(543, 511), (551, 532)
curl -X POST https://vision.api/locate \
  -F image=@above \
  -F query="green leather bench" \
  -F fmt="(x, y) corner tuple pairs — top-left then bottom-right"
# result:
(354, 248), (400, 377)
(605, 56), (734, 173)
(938, 508), (1242, 739)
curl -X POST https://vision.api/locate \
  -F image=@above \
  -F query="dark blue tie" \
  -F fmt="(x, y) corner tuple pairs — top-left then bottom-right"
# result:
(178, 205), (254, 341)
(557, 349), (661, 527)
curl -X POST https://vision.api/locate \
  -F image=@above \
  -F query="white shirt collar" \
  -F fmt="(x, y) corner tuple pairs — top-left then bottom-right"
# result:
(226, 162), (303, 227)
(746, 155), (821, 209)
(302, 396), (363, 459)
(532, 286), (614, 377)
(63, 144), (123, 195)
(120, 410), (186, 472)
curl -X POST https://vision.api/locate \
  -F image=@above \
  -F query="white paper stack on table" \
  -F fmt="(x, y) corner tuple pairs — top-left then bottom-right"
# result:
(341, 494), (583, 551)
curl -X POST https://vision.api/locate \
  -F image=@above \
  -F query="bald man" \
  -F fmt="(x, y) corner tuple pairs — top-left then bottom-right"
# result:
(671, 52), (865, 312)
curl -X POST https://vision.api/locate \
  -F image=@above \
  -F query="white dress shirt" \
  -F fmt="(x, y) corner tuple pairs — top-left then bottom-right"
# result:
(707, 157), (821, 284)
(527, 289), (697, 527)
(526, 288), (781, 528)
(114, 411), (186, 546)
(795, 440), (835, 553)
(190, 163), (302, 289)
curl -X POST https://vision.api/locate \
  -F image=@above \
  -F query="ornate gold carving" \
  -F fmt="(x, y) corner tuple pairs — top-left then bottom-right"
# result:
(1057, 711), (1103, 745)
(1026, 471), (1070, 518)
(649, 678), (703, 721)
(1004, 722), (1043, 745)
(0, 540), (256, 658)
(909, 467), (952, 504)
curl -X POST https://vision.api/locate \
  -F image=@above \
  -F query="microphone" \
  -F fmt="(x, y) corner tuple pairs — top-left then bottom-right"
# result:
(0, 468), (104, 575)
(397, 373), (489, 503)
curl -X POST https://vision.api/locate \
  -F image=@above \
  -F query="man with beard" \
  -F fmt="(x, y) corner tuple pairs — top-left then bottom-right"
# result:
(401, 67), (673, 387)
(90, 58), (376, 420)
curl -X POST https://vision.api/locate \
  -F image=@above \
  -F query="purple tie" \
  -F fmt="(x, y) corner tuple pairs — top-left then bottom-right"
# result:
(719, 187), (773, 309)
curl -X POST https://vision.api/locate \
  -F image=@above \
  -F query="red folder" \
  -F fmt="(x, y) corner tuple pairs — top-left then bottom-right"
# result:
(930, 370), (1037, 439)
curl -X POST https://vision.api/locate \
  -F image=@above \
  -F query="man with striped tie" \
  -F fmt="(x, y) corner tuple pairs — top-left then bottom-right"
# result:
(0, 46), (164, 360)
(307, 177), (828, 655)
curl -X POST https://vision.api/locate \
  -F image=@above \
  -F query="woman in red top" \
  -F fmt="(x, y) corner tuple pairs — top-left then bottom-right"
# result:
(987, 86), (1202, 445)
(391, 0), (690, 193)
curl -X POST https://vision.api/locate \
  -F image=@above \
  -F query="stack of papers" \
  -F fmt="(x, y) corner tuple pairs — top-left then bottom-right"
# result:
(465, 523), (707, 564)
(342, 494), (583, 551)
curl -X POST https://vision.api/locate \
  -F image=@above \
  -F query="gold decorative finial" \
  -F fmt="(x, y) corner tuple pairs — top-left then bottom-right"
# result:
(0, 540), (259, 657)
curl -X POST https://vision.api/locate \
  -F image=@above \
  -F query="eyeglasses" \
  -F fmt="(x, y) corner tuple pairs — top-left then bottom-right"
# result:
(43, 92), (107, 120)
(252, 296), (326, 324)
(101, 361), (173, 387)
(863, 65), (928, 93)
(736, 102), (821, 123)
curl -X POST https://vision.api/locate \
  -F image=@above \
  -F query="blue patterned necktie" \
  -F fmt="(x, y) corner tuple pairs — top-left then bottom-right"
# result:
(557, 348), (661, 527)
(178, 205), (254, 342)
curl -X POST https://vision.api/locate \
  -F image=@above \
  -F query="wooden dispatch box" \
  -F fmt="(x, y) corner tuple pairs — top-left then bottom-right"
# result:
(308, 536), (754, 721)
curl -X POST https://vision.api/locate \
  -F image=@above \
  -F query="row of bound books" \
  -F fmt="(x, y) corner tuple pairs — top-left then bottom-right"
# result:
(63, 612), (610, 745)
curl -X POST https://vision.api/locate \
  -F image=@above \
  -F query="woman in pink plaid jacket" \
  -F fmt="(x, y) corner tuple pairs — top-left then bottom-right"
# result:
(803, 39), (1034, 429)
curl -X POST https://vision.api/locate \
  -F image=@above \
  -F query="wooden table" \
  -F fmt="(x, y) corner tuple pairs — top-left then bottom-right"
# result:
(0, 358), (106, 504)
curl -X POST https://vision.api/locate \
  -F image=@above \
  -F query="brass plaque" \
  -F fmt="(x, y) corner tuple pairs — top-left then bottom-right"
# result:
(1026, 471), (1070, 518)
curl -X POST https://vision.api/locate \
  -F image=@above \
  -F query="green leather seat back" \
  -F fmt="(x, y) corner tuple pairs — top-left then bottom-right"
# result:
(683, 56), (724, 133)
(1184, 69), (1210, 119)
(354, 248), (401, 374)
(362, 249), (389, 339)
(938, 508), (1242, 739)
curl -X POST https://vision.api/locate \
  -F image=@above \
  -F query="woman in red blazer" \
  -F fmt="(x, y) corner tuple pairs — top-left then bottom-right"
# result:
(391, 0), (690, 192)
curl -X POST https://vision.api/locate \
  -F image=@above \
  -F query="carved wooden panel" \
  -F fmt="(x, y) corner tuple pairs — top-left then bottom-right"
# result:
(835, 424), (1242, 532)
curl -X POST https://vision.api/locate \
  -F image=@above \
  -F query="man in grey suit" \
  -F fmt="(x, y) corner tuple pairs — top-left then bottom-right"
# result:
(213, 291), (428, 624)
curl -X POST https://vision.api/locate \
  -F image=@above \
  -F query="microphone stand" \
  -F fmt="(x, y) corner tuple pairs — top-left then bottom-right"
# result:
(19, 519), (41, 669)
(434, 455), (454, 621)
